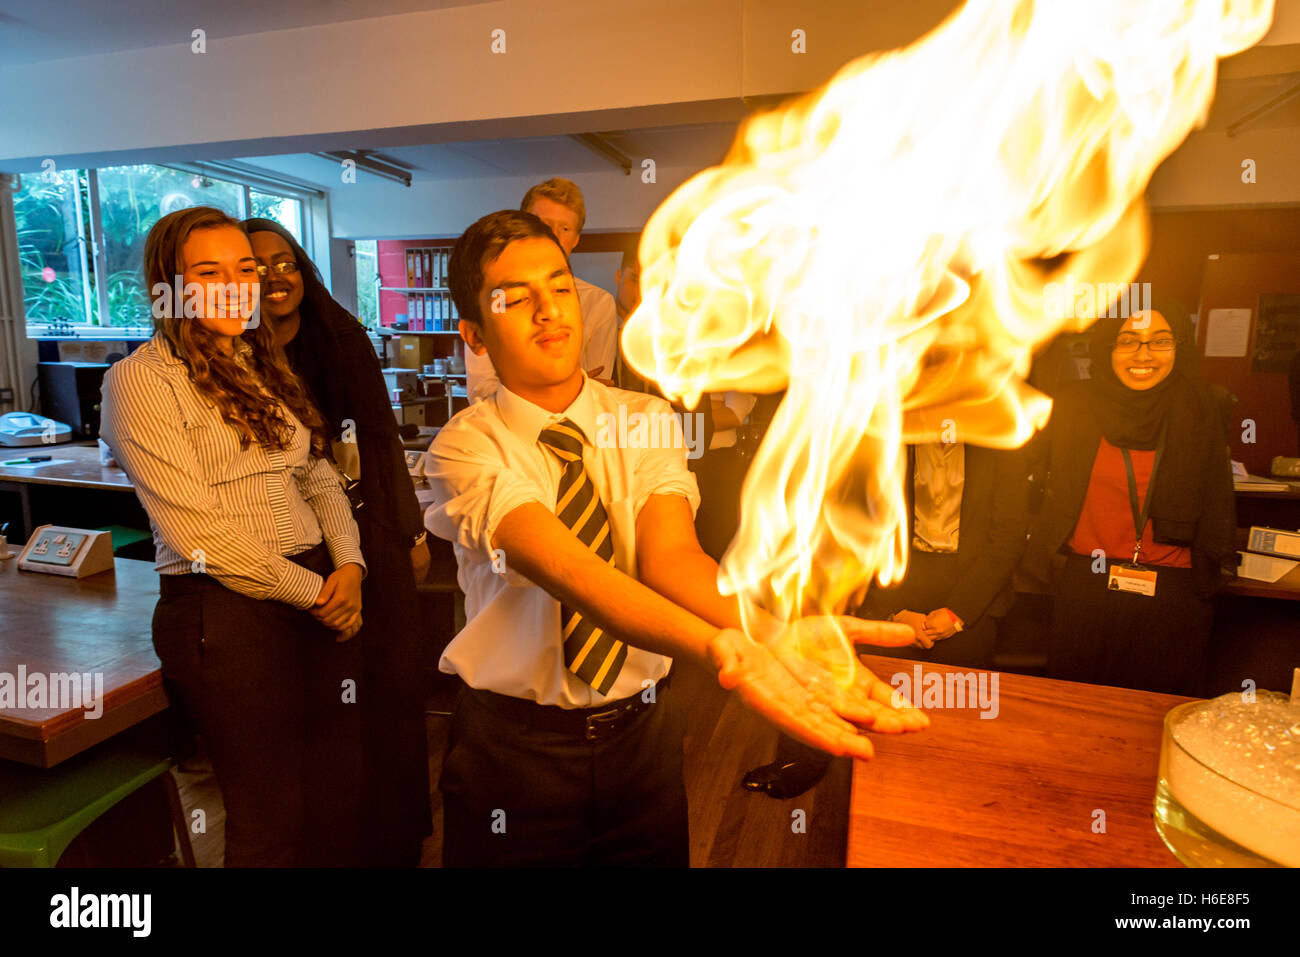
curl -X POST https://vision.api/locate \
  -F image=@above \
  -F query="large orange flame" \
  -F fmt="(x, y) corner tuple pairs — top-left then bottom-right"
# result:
(622, 0), (1274, 642)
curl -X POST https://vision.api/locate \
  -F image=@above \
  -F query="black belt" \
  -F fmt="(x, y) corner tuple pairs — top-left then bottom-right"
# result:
(464, 673), (671, 742)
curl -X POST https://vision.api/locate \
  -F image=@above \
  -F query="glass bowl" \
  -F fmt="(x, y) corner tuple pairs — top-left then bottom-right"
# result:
(1154, 691), (1300, 867)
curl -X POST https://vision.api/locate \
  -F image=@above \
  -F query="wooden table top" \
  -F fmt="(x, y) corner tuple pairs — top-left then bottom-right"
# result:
(1235, 484), (1300, 499)
(0, 557), (166, 767)
(848, 655), (1191, 867)
(401, 426), (441, 451)
(0, 444), (134, 492)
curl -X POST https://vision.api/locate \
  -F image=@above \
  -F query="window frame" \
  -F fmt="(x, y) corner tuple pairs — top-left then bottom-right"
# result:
(22, 162), (322, 339)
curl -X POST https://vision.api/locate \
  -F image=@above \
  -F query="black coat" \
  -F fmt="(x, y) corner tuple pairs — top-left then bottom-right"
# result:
(867, 444), (1029, 625)
(285, 304), (432, 861)
(1022, 380), (1237, 598)
(287, 312), (423, 545)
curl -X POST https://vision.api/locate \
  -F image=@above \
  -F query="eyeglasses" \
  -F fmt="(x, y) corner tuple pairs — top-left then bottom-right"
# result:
(254, 261), (300, 278)
(1113, 334), (1179, 354)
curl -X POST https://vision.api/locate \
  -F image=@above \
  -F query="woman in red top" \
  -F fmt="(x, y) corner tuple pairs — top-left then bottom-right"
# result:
(1023, 306), (1236, 696)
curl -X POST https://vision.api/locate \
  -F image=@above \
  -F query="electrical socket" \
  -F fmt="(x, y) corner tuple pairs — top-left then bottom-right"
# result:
(0, 388), (14, 403)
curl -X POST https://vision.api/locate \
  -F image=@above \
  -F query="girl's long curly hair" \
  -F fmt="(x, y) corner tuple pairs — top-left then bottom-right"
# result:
(144, 206), (327, 457)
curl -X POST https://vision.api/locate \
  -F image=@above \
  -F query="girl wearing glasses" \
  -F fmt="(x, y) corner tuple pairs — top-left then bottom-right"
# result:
(100, 206), (366, 866)
(1023, 306), (1236, 696)
(243, 218), (431, 868)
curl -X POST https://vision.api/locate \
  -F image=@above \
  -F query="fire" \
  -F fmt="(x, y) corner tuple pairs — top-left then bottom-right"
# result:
(622, 0), (1274, 642)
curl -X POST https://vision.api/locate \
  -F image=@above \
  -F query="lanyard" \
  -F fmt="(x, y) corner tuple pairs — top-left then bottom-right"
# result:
(1120, 420), (1168, 566)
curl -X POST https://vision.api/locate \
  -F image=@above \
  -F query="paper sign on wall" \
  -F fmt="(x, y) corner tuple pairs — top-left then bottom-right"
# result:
(1203, 308), (1252, 358)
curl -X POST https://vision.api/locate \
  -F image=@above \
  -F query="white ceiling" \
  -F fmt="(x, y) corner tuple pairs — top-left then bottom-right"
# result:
(4, 1), (1296, 197)
(227, 66), (1300, 190)
(0, 0), (491, 67)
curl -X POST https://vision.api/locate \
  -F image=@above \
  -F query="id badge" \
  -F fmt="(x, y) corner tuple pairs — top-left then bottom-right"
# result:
(1107, 563), (1157, 596)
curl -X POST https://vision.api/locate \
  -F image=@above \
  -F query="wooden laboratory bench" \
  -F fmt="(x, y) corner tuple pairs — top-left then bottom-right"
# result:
(847, 655), (1192, 867)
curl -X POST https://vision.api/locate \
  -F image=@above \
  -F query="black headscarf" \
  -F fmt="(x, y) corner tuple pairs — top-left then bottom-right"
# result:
(242, 218), (423, 543)
(1084, 301), (1226, 548)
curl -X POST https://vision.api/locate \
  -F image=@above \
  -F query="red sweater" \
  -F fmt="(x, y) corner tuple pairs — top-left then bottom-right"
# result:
(1068, 437), (1192, 568)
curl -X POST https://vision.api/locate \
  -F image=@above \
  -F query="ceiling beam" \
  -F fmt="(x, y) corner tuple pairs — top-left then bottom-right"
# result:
(313, 150), (412, 187)
(1226, 76), (1300, 136)
(568, 133), (633, 175)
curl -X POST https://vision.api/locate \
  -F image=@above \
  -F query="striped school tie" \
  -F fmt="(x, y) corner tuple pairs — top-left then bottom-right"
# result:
(538, 418), (628, 695)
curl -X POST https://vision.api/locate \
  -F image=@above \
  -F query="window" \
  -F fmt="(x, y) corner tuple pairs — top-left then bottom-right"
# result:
(249, 190), (303, 243)
(14, 169), (94, 332)
(16, 163), (310, 337)
(354, 240), (378, 329)
(96, 165), (245, 331)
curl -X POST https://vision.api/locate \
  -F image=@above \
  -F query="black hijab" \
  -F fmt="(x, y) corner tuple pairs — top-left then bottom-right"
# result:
(242, 218), (423, 543)
(1085, 303), (1202, 449)
(1084, 302), (1226, 548)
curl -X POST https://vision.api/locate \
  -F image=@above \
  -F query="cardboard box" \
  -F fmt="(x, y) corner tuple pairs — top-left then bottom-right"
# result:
(393, 335), (437, 368)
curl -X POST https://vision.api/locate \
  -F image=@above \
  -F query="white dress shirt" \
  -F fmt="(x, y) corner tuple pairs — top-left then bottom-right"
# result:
(465, 277), (619, 403)
(708, 392), (758, 450)
(100, 335), (366, 608)
(912, 441), (965, 553)
(423, 374), (701, 707)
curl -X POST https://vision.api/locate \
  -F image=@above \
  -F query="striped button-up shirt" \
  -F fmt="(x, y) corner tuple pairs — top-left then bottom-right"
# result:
(100, 335), (365, 608)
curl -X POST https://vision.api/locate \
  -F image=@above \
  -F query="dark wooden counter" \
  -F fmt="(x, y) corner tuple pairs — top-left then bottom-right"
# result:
(0, 444), (134, 492)
(1, 444), (136, 541)
(0, 557), (166, 767)
(847, 655), (1191, 867)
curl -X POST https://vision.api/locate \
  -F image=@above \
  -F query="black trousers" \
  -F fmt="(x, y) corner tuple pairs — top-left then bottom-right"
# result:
(151, 543), (364, 867)
(356, 518), (431, 867)
(439, 680), (689, 867)
(1048, 552), (1211, 696)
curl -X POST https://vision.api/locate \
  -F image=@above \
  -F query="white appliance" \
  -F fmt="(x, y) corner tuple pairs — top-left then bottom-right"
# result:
(0, 412), (73, 448)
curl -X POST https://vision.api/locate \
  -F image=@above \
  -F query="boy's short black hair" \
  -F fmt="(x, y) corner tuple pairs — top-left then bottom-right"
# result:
(448, 210), (568, 326)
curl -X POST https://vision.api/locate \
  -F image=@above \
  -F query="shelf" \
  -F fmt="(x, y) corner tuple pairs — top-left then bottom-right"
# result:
(33, 333), (152, 342)
(381, 286), (451, 293)
(417, 373), (467, 379)
(391, 397), (441, 407)
(376, 329), (461, 336)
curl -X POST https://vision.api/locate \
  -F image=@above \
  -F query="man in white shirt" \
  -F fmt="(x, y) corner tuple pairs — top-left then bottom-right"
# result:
(425, 209), (927, 866)
(464, 177), (618, 403)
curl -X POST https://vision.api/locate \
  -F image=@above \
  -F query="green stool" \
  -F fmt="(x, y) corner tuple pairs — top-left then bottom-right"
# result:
(0, 739), (196, 868)
(96, 524), (154, 559)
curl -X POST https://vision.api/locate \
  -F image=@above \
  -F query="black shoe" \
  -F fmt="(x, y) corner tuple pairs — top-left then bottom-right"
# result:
(741, 760), (826, 799)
